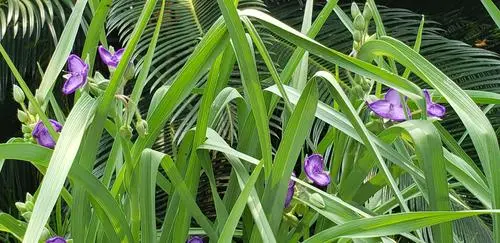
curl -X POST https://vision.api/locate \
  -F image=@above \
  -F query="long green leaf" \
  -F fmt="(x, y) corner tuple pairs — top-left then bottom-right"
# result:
(481, 0), (500, 29)
(396, 120), (452, 242)
(216, 0), (273, 179)
(158, 151), (218, 240)
(24, 93), (96, 243)
(261, 79), (318, 232)
(0, 213), (27, 241)
(139, 149), (162, 243)
(304, 211), (500, 242)
(218, 160), (264, 242)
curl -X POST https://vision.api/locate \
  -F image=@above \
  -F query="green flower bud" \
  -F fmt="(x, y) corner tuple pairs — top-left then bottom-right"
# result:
(35, 92), (44, 106)
(12, 84), (25, 104)
(353, 41), (360, 51)
(15, 202), (27, 214)
(25, 201), (34, 212)
(363, 3), (372, 21)
(361, 81), (371, 92)
(26, 193), (33, 202)
(120, 125), (133, 139)
(351, 85), (365, 99)
(353, 30), (363, 43)
(135, 119), (148, 137)
(22, 212), (32, 221)
(309, 193), (325, 208)
(28, 102), (36, 114)
(354, 15), (366, 31)
(17, 110), (28, 123)
(40, 228), (50, 241)
(350, 2), (361, 18)
(124, 62), (136, 81)
(21, 124), (32, 134)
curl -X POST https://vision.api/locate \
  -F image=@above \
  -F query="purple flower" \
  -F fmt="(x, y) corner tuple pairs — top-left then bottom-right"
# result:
(32, 119), (62, 149)
(46, 236), (66, 243)
(424, 89), (446, 118)
(187, 236), (203, 243)
(304, 154), (330, 186)
(367, 88), (411, 122)
(98, 45), (124, 68)
(63, 54), (88, 95)
(285, 172), (296, 208)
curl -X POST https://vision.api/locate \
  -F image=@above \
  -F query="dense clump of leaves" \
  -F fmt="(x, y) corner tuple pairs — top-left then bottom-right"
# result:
(1, 0), (500, 242)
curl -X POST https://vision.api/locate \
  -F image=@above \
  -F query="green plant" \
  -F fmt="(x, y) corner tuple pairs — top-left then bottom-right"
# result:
(1, 0), (500, 242)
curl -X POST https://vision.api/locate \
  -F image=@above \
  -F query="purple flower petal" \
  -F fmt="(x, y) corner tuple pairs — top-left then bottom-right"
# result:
(67, 54), (87, 73)
(187, 236), (204, 243)
(46, 236), (66, 243)
(288, 172), (296, 189)
(98, 46), (115, 66)
(304, 154), (330, 186)
(428, 103), (446, 118)
(367, 100), (392, 119)
(367, 89), (411, 121)
(115, 48), (125, 60)
(62, 74), (85, 95)
(285, 172), (296, 208)
(98, 45), (123, 68)
(384, 88), (402, 105)
(423, 90), (446, 118)
(63, 55), (88, 95)
(285, 186), (295, 208)
(32, 119), (62, 149)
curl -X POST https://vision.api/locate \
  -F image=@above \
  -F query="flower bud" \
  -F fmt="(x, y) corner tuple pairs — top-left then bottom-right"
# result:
(40, 228), (51, 242)
(35, 92), (44, 106)
(124, 62), (136, 81)
(12, 84), (25, 104)
(351, 85), (365, 99)
(309, 193), (325, 208)
(135, 119), (148, 137)
(17, 110), (28, 123)
(120, 125), (133, 139)
(363, 3), (372, 21)
(21, 124), (32, 134)
(353, 41), (360, 51)
(26, 193), (33, 202)
(25, 201), (34, 212)
(15, 202), (27, 214)
(22, 212), (32, 221)
(354, 15), (366, 31)
(353, 30), (363, 43)
(361, 81), (371, 92)
(28, 102), (36, 114)
(351, 2), (361, 18)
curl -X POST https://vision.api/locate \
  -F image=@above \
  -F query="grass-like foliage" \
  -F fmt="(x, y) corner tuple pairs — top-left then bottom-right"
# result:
(1, 0), (500, 242)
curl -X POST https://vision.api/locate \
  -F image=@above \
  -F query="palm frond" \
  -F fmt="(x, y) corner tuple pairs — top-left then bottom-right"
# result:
(0, 0), (71, 42)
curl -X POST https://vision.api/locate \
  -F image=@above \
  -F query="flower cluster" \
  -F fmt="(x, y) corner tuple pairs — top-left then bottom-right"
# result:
(32, 119), (63, 149)
(367, 88), (446, 121)
(285, 154), (331, 208)
(62, 45), (124, 95)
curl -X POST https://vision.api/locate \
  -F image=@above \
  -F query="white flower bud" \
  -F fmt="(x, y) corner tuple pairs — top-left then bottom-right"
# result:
(12, 84), (25, 104)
